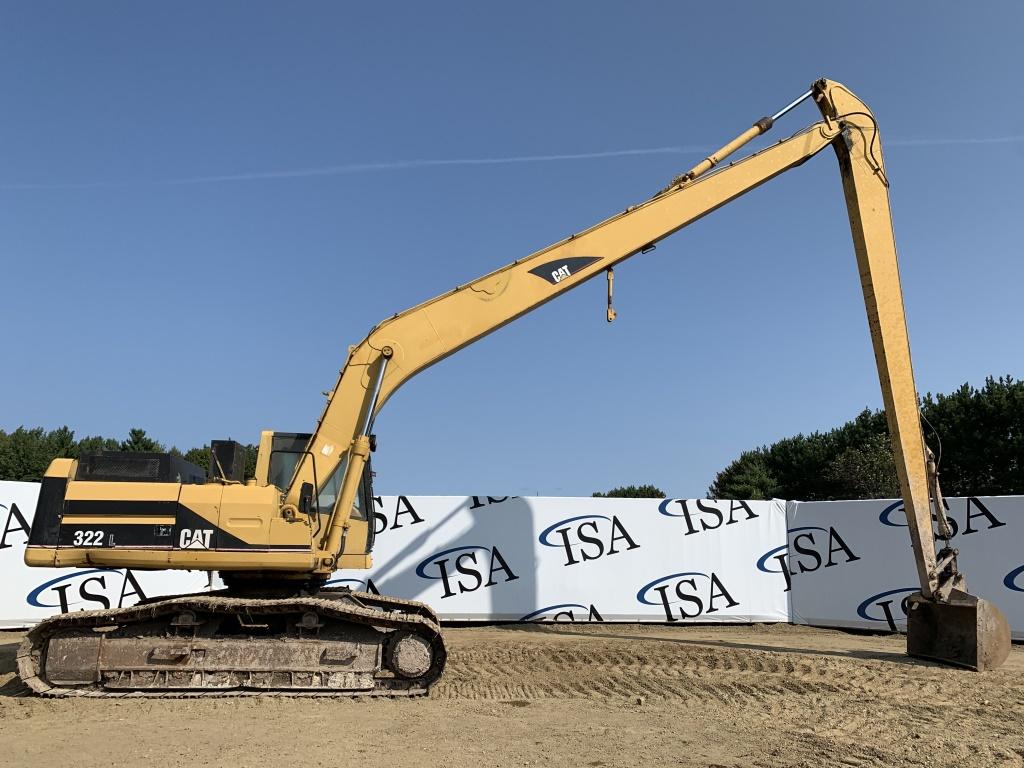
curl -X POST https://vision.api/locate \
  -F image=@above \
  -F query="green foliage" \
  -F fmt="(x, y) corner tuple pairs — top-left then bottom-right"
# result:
(75, 435), (121, 455)
(0, 427), (78, 482)
(3, 376), (1018, 496)
(120, 428), (164, 453)
(244, 444), (259, 481)
(709, 376), (1023, 501)
(593, 484), (665, 498)
(708, 450), (777, 500)
(182, 447), (210, 472)
(823, 432), (899, 499)
(918, 376), (1024, 496)
(0, 427), (258, 482)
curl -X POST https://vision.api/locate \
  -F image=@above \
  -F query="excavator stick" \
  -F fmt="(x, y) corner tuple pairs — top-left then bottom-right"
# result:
(907, 590), (1011, 671)
(813, 79), (1012, 671)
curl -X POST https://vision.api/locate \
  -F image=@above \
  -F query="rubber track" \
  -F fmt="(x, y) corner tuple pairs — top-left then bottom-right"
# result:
(17, 592), (446, 698)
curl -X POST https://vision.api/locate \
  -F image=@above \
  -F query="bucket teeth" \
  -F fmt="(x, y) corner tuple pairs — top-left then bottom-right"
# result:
(906, 589), (1011, 671)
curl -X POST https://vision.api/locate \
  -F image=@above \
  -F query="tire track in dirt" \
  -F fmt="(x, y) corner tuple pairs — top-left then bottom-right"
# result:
(435, 628), (1020, 713)
(2, 625), (1023, 768)
(433, 627), (1024, 767)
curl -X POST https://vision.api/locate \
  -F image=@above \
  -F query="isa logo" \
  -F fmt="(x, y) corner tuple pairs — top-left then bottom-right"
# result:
(519, 603), (604, 622)
(27, 568), (148, 613)
(372, 496), (426, 535)
(755, 526), (861, 592)
(538, 514), (639, 567)
(1, 501), (31, 550)
(855, 587), (918, 632)
(1003, 564), (1024, 593)
(637, 571), (739, 622)
(879, 497), (1005, 538)
(658, 499), (759, 535)
(415, 545), (519, 599)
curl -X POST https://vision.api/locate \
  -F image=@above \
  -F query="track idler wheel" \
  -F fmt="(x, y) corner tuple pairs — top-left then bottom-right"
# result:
(907, 589), (1012, 671)
(386, 631), (434, 679)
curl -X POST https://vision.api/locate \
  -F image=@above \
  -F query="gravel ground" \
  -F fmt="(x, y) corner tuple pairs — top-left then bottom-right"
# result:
(2, 623), (1022, 768)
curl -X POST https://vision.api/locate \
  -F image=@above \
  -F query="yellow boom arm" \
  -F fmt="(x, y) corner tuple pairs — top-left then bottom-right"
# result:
(292, 80), (934, 605)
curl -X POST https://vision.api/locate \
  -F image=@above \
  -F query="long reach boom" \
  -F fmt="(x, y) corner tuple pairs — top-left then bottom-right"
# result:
(21, 80), (1010, 700)
(287, 78), (1010, 669)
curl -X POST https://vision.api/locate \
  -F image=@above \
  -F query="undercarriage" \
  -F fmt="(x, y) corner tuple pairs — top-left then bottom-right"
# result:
(17, 588), (446, 697)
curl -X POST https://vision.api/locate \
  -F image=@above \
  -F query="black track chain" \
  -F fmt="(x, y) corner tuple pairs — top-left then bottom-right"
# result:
(18, 592), (446, 699)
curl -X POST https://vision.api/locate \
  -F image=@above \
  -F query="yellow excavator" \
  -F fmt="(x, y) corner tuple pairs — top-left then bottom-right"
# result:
(19, 78), (1011, 696)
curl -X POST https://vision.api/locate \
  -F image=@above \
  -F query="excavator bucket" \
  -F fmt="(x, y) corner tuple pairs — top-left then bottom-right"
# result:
(906, 589), (1012, 671)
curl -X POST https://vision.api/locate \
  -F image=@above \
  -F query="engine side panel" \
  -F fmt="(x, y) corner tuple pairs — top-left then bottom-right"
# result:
(25, 460), (316, 572)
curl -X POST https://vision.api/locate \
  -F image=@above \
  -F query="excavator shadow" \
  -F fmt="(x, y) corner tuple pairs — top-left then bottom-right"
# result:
(497, 623), (939, 668)
(0, 634), (31, 696)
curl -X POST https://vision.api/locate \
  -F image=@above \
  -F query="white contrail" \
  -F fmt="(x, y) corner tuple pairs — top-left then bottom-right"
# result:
(1, 135), (1022, 190)
(162, 145), (710, 184)
(0, 145), (707, 190)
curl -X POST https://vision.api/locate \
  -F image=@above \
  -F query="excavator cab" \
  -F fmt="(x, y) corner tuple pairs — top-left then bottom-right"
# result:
(255, 431), (311, 490)
(254, 429), (377, 560)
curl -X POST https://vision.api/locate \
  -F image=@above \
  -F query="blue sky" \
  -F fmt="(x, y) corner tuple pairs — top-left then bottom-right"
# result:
(1, 2), (1022, 496)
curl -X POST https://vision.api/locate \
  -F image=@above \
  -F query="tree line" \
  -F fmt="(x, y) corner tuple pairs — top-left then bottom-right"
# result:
(708, 376), (1023, 500)
(0, 427), (257, 483)
(2, 376), (1021, 500)
(592, 484), (665, 498)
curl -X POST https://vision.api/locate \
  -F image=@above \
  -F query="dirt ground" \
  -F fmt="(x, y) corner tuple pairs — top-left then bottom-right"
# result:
(2, 623), (1023, 768)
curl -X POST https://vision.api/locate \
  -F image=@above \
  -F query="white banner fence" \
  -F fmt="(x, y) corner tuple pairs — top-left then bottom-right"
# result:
(2, 481), (1021, 638)
(785, 496), (1024, 640)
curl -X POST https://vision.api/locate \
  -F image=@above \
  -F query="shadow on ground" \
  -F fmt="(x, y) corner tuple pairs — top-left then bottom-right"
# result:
(0, 635), (29, 696)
